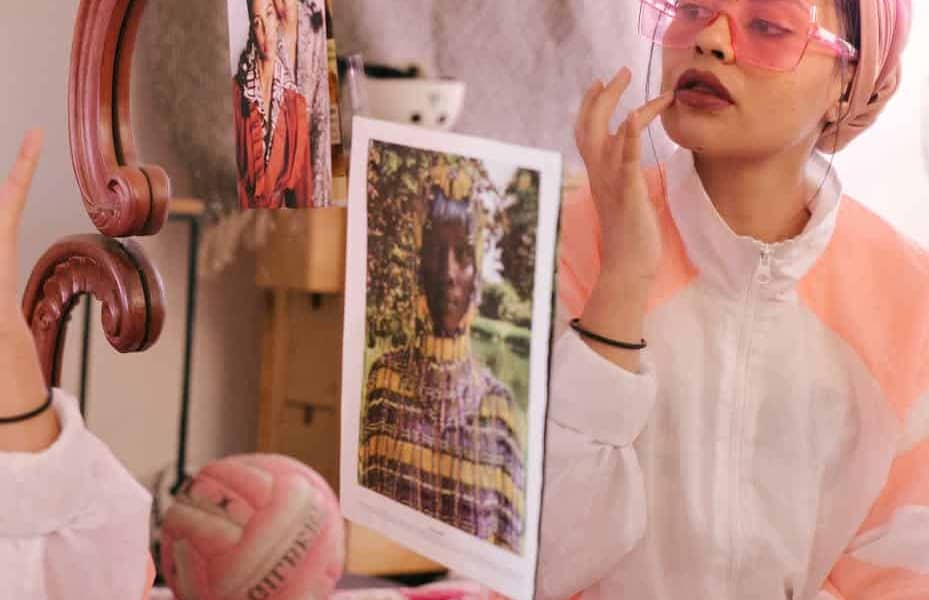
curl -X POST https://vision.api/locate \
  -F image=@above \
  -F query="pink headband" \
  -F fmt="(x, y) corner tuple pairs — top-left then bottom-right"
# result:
(817, 0), (912, 153)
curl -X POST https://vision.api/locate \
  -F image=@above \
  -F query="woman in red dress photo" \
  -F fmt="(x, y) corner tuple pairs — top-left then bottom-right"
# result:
(233, 0), (311, 209)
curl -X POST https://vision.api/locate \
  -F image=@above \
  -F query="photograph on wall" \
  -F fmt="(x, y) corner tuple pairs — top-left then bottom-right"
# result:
(227, 0), (332, 208)
(341, 117), (561, 599)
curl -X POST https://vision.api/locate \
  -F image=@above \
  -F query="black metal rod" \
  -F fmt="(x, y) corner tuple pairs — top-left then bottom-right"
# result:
(79, 295), (92, 416)
(171, 216), (200, 495)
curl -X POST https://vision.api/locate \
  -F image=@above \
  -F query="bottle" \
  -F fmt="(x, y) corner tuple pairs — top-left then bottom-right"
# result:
(325, 0), (348, 205)
(341, 53), (369, 152)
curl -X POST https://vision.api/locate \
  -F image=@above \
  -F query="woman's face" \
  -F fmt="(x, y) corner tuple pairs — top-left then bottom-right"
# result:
(420, 220), (477, 337)
(250, 0), (279, 61)
(660, 0), (851, 159)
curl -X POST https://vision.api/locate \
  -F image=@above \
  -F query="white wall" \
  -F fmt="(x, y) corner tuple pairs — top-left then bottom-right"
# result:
(833, 3), (929, 244)
(1, 2), (89, 402)
(0, 1), (261, 490)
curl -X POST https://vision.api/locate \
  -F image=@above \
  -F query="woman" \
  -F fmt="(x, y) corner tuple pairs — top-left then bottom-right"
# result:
(233, 0), (310, 208)
(0, 131), (153, 598)
(273, 0), (324, 84)
(272, 0), (328, 206)
(360, 185), (526, 554)
(538, 1), (922, 599)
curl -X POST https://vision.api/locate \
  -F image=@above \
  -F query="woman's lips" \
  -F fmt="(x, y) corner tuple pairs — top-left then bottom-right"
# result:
(675, 88), (735, 111)
(675, 69), (735, 112)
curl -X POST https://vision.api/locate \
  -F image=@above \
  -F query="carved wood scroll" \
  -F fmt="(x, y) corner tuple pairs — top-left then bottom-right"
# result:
(68, 0), (170, 239)
(24, 0), (172, 385)
(23, 235), (165, 388)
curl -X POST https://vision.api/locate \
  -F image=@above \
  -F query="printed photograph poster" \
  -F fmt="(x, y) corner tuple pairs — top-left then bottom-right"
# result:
(227, 0), (332, 208)
(341, 117), (562, 600)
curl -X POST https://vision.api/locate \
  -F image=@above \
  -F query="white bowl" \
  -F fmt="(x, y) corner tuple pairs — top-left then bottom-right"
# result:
(364, 78), (467, 131)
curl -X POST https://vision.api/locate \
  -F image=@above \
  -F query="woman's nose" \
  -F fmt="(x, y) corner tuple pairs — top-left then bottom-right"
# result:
(693, 12), (736, 64)
(444, 248), (460, 281)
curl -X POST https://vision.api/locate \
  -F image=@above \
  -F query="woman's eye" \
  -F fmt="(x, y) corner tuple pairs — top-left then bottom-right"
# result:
(749, 19), (792, 37)
(676, 3), (713, 21)
(455, 245), (473, 265)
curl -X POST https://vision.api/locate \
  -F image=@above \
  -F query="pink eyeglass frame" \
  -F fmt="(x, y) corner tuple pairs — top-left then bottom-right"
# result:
(640, 0), (859, 71)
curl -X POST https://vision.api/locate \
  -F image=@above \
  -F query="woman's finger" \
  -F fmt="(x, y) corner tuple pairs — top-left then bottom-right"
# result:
(0, 129), (44, 229)
(633, 92), (675, 133)
(604, 121), (629, 169)
(587, 67), (632, 151)
(619, 92), (675, 171)
(0, 129), (43, 307)
(622, 110), (643, 169)
(575, 80), (604, 156)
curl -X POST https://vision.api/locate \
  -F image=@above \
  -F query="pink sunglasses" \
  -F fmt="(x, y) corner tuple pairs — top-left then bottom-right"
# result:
(639, 0), (859, 72)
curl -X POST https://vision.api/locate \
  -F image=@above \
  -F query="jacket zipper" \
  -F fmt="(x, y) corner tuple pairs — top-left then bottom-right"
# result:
(757, 247), (773, 285)
(728, 245), (772, 594)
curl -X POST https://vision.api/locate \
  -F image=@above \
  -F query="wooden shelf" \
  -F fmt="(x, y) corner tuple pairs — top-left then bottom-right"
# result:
(257, 290), (443, 577)
(169, 197), (206, 217)
(256, 207), (347, 293)
(346, 523), (445, 576)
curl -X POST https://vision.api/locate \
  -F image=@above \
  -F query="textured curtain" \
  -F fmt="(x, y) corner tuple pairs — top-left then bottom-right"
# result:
(332, 0), (674, 168)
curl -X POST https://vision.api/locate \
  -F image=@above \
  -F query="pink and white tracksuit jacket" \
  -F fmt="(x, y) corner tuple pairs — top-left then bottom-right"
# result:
(0, 390), (154, 599)
(539, 148), (929, 600)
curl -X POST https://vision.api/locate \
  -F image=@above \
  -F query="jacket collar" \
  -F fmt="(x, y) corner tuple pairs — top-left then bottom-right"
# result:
(664, 148), (842, 300)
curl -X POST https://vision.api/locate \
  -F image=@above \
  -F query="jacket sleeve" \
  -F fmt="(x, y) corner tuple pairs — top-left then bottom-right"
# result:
(0, 389), (153, 600)
(536, 183), (658, 599)
(818, 388), (929, 600)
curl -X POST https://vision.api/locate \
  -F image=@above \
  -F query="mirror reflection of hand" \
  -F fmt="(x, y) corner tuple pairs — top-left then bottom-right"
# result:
(0, 129), (58, 451)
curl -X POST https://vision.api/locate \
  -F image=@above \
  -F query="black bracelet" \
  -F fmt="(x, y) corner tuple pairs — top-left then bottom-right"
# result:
(569, 318), (647, 350)
(0, 389), (53, 425)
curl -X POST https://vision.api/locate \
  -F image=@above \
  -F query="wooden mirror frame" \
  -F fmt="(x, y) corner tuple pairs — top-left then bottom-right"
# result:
(23, 0), (169, 386)
(69, 0), (170, 238)
(23, 235), (165, 386)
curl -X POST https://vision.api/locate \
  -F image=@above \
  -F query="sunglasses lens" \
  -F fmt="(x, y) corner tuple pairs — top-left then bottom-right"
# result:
(737, 1), (811, 70)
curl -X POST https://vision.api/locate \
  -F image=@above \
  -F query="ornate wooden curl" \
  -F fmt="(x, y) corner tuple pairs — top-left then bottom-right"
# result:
(22, 235), (166, 388)
(69, 0), (171, 238)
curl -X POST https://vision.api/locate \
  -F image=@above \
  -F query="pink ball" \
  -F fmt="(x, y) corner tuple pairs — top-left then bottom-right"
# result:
(161, 454), (345, 600)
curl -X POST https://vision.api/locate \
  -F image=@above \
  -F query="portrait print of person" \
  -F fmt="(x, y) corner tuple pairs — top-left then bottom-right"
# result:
(358, 143), (540, 556)
(227, 0), (332, 209)
(272, 0), (332, 206)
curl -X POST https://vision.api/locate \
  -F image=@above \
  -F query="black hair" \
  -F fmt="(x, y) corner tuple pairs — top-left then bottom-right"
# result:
(423, 185), (474, 240)
(834, 0), (861, 107)
(419, 185), (479, 315)
(835, 0), (862, 53)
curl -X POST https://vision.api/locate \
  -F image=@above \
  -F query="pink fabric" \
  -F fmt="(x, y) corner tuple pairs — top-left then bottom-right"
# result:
(161, 454), (344, 600)
(330, 580), (505, 599)
(817, 0), (912, 152)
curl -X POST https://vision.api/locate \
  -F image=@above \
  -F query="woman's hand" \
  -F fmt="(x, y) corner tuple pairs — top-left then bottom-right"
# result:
(573, 69), (674, 371)
(576, 67), (674, 283)
(0, 129), (59, 452)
